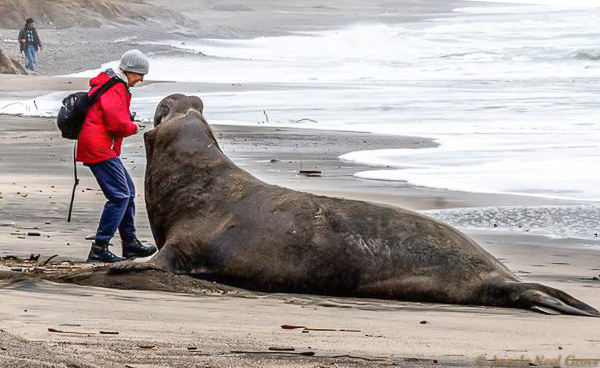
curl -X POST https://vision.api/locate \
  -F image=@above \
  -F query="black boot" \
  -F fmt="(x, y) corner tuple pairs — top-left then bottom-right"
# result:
(122, 237), (157, 259)
(87, 241), (125, 263)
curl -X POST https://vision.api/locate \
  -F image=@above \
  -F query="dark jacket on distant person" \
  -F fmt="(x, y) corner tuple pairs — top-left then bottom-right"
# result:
(18, 26), (42, 53)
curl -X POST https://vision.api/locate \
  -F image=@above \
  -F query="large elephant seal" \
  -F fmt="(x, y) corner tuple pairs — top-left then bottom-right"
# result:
(144, 94), (599, 317)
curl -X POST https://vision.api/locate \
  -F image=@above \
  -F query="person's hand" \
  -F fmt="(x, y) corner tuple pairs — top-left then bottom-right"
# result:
(133, 122), (140, 134)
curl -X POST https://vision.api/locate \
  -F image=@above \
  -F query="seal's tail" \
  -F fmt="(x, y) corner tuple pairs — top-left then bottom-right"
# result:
(480, 281), (599, 317)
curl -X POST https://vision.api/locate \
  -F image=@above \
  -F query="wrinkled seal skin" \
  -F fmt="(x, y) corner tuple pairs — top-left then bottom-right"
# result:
(144, 94), (599, 317)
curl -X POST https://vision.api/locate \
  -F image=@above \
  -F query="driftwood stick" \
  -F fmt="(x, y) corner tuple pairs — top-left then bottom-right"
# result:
(294, 118), (318, 124)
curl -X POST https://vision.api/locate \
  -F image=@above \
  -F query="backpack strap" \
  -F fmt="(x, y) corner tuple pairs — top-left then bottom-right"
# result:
(88, 77), (126, 106)
(67, 141), (79, 223)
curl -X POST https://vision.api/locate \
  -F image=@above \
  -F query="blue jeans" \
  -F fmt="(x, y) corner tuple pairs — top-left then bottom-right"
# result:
(25, 45), (35, 71)
(86, 158), (136, 243)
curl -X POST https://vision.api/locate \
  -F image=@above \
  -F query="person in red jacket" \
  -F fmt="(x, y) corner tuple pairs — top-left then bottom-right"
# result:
(77, 49), (157, 263)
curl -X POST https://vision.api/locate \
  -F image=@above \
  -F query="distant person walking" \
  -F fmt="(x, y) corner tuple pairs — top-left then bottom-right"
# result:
(77, 49), (157, 263)
(18, 18), (42, 72)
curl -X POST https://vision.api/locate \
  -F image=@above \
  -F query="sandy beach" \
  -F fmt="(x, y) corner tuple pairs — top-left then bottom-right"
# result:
(0, 110), (599, 367)
(1, 0), (600, 367)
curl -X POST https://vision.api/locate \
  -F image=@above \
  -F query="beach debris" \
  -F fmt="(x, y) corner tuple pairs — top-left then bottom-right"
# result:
(331, 354), (392, 362)
(41, 254), (59, 266)
(1, 256), (98, 275)
(137, 343), (155, 349)
(268, 346), (295, 351)
(27, 232), (41, 236)
(59, 324), (81, 327)
(299, 170), (321, 178)
(281, 324), (305, 329)
(187, 345), (197, 351)
(270, 159), (279, 163)
(293, 118), (319, 124)
(0, 102), (24, 111)
(48, 327), (95, 335)
(29, 254), (40, 262)
(11, 268), (23, 272)
(281, 324), (360, 332)
(419, 320), (429, 324)
(231, 350), (315, 356)
(99, 331), (119, 335)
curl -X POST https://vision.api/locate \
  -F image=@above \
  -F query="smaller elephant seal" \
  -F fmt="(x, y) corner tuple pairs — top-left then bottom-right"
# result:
(143, 94), (599, 317)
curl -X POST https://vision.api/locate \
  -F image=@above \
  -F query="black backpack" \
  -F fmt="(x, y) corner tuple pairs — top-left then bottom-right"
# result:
(56, 77), (125, 139)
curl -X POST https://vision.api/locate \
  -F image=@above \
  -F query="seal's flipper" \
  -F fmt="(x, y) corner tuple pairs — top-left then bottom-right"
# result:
(107, 261), (163, 275)
(518, 287), (599, 317)
(529, 305), (561, 315)
(482, 282), (600, 317)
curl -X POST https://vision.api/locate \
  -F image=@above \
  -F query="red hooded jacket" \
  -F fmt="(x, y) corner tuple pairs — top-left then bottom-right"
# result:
(76, 71), (138, 164)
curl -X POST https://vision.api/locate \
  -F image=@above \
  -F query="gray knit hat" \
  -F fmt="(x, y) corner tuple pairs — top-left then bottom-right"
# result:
(119, 49), (149, 75)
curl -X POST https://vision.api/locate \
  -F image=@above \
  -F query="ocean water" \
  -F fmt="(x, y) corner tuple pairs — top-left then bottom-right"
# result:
(2, 1), (600, 239)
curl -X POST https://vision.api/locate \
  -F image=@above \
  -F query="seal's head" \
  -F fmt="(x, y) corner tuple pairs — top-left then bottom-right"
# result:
(154, 94), (205, 128)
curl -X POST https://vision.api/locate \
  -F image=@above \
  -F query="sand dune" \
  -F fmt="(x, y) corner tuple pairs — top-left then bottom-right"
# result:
(0, 0), (192, 29)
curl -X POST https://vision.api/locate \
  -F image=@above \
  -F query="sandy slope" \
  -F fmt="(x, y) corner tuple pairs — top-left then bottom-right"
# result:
(0, 0), (191, 29)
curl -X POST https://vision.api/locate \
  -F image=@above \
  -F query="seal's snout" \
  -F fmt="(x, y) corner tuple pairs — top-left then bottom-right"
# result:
(154, 94), (205, 128)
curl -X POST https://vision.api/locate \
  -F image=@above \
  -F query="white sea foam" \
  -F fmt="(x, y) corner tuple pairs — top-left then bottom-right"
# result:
(424, 205), (600, 242)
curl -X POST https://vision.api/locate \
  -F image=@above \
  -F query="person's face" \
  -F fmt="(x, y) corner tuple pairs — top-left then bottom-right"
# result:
(27, 22), (34, 29)
(126, 72), (144, 87)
